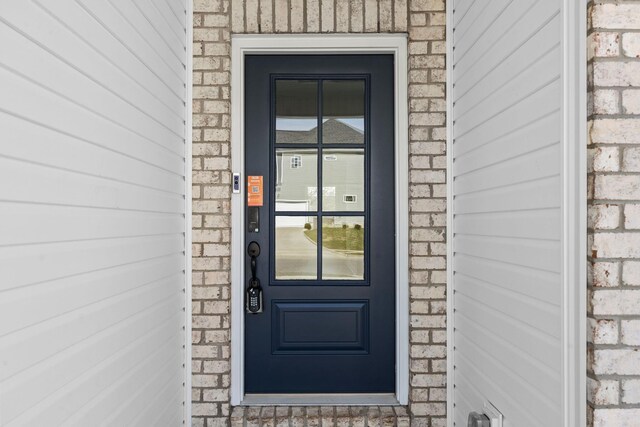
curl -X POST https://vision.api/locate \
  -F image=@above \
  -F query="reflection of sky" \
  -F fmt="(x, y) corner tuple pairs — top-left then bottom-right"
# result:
(277, 118), (364, 132)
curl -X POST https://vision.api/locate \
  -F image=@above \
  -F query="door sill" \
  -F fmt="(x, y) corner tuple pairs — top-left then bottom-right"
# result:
(240, 393), (399, 406)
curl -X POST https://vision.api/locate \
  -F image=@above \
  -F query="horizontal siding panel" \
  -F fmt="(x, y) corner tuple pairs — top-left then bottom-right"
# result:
(452, 0), (477, 28)
(454, 209), (560, 240)
(454, 373), (527, 427)
(454, 253), (560, 305)
(98, 360), (181, 426)
(454, 43), (560, 125)
(454, 274), (561, 337)
(455, 353), (556, 427)
(453, 384), (478, 427)
(454, 234), (561, 273)
(0, 24), (184, 155)
(455, 328), (560, 418)
(454, 143), (561, 196)
(38, 1), (185, 119)
(455, 314), (560, 392)
(80, 1), (185, 86)
(0, 203), (183, 246)
(2, 297), (182, 424)
(0, 273), (183, 377)
(453, 0), (559, 94)
(0, 5), (184, 134)
(454, 175), (560, 214)
(163, 0), (186, 29)
(453, 0), (538, 70)
(0, 157), (184, 213)
(133, 373), (185, 426)
(452, 1), (564, 424)
(129, 0), (186, 54)
(57, 338), (182, 427)
(0, 113), (184, 195)
(453, 78), (561, 141)
(452, 0), (513, 60)
(453, 112), (560, 171)
(0, 74), (184, 175)
(8, 325), (183, 426)
(453, 75), (560, 141)
(0, 234), (183, 293)
(453, 80), (561, 154)
(454, 293), (561, 376)
(454, 16), (561, 116)
(0, 2), (186, 424)
(109, 1), (185, 71)
(0, 253), (183, 337)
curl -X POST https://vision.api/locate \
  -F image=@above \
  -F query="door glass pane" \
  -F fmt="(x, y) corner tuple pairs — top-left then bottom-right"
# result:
(321, 217), (364, 280)
(275, 149), (317, 211)
(322, 80), (365, 144)
(276, 80), (318, 144)
(322, 149), (364, 212)
(275, 216), (317, 280)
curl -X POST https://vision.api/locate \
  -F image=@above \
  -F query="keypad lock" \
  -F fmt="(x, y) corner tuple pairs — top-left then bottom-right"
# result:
(246, 278), (262, 314)
(246, 242), (263, 314)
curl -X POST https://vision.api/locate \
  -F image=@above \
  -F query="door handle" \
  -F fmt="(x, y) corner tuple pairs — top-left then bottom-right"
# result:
(246, 241), (262, 313)
(248, 241), (260, 280)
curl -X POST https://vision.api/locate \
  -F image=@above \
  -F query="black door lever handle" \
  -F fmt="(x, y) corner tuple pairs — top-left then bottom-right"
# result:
(246, 241), (262, 313)
(251, 256), (256, 280)
(247, 241), (260, 281)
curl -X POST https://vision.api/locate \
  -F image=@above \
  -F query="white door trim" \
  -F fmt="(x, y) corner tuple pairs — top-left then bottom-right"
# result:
(230, 34), (409, 406)
(445, 1), (587, 425)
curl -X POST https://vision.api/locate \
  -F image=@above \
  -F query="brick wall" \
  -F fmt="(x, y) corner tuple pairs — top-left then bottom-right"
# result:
(191, 1), (232, 425)
(191, 1), (446, 426)
(587, 1), (640, 425)
(406, 2), (447, 425)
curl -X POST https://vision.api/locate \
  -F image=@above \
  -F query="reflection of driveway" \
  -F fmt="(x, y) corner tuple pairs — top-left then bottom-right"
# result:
(276, 227), (364, 280)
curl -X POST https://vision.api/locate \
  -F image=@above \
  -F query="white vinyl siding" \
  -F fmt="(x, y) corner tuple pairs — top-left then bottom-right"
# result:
(450, 0), (567, 426)
(0, 2), (187, 426)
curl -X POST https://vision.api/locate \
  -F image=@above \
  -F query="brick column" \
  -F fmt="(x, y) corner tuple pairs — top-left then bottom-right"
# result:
(407, 1), (447, 426)
(587, 1), (640, 425)
(192, 1), (232, 426)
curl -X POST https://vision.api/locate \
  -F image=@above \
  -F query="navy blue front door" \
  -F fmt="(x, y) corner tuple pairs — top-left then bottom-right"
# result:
(244, 55), (395, 393)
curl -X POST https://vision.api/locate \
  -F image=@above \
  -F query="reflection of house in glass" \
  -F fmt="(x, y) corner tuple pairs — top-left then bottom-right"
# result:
(274, 80), (367, 280)
(275, 120), (364, 218)
(276, 117), (364, 144)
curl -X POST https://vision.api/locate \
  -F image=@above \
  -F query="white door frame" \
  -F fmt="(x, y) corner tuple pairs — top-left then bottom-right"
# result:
(445, 0), (587, 425)
(230, 34), (409, 406)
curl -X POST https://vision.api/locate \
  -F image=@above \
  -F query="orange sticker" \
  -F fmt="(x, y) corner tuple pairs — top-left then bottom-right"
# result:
(247, 176), (263, 207)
